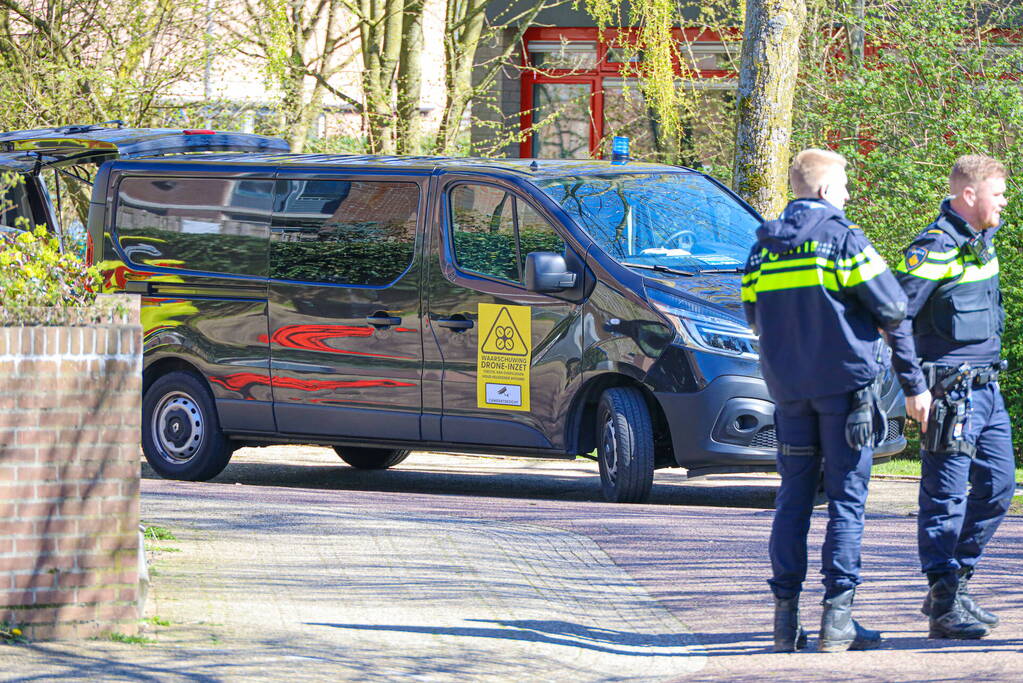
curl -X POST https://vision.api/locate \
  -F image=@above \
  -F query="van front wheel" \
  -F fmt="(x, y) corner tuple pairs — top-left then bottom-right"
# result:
(596, 387), (654, 503)
(142, 371), (233, 481)
(333, 447), (411, 470)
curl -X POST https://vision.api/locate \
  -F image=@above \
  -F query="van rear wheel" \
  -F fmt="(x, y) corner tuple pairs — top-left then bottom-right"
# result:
(142, 371), (233, 481)
(333, 447), (411, 470)
(596, 387), (655, 503)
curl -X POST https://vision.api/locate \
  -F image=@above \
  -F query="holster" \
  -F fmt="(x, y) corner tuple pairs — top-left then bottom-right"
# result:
(922, 362), (975, 457)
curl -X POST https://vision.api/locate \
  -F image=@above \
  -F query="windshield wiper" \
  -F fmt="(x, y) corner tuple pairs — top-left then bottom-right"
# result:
(623, 262), (696, 277)
(695, 267), (744, 274)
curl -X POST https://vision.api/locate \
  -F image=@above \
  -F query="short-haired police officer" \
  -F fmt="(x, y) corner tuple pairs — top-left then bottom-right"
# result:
(742, 149), (907, 653)
(888, 155), (1012, 640)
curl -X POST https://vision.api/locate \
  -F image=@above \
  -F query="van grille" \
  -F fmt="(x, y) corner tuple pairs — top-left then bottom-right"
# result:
(750, 427), (778, 450)
(748, 419), (902, 452)
(886, 418), (903, 442)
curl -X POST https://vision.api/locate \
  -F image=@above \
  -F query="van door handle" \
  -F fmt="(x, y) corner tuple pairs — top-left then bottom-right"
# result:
(435, 317), (474, 331)
(366, 314), (402, 327)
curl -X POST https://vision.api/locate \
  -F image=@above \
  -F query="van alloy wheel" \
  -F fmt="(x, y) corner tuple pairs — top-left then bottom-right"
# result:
(142, 371), (233, 482)
(600, 416), (619, 486)
(596, 386), (655, 504)
(152, 391), (205, 463)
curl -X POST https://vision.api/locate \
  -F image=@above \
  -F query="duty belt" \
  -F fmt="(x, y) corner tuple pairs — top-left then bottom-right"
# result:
(923, 359), (1007, 388)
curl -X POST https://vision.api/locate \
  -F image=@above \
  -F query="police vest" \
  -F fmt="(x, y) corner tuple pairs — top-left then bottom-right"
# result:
(915, 218), (1003, 344)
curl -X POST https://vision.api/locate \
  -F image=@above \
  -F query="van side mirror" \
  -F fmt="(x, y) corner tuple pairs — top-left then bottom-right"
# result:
(524, 252), (577, 293)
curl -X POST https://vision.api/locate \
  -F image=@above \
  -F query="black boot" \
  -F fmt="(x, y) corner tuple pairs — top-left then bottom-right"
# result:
(773, 596), (808, 652)
(957, 568), (999, 629)
(818, 588), (883, 653)
(921, 569), (999, 628)
(927, 574), (990, 639)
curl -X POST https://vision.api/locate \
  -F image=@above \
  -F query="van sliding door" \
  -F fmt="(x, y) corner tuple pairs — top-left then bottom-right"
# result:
(267, 175), (426, 440)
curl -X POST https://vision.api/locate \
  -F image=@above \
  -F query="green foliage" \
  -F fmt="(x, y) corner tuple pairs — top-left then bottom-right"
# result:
(271, 225), (415, 286)
(0, 0), (209, 130)
(142, 524), (177, 541)
(104, 632), (155, 645)
(793, 0), (1023, 458)
(0, 223), (100, 322)
(453, 229), (566, 281)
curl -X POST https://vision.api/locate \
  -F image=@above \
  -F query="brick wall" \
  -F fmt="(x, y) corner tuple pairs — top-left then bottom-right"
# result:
(0, 302), (142, 640)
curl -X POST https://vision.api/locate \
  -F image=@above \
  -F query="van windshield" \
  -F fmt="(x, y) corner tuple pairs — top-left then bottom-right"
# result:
(535, 172), (760, 273)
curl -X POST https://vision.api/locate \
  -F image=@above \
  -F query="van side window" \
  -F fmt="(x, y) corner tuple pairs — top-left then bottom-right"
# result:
(449, 184), (520, 282)
(449, 184), (565, 285)
(0, 178), (34, 232)
(516, 200), (567, 259)
(115, 177), (272, 276)
(271, 180), (419, 286)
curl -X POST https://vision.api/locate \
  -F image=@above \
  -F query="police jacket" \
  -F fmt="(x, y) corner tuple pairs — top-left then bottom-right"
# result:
(742, 199), (907, 403)
(889, 200), (1003, 397)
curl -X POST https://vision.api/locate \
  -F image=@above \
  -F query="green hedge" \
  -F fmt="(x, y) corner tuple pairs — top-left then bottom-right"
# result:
(793, 0), (1023, 460)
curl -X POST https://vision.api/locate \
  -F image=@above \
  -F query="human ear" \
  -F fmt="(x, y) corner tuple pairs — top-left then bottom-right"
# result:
(962, 184), (978, 206)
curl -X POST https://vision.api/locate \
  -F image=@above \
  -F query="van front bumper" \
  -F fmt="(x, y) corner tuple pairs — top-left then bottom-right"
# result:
(654, 374), (907, 476)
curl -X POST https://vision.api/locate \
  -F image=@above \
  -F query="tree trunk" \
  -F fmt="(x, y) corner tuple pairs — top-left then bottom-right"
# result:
(361, 0), (404, 154)
(435, 0), (486, 155)
(732, 0), (806, 218)
(395, 0), (424, 154)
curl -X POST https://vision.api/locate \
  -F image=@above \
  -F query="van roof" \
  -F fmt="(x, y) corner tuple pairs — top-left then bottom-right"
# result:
(112, 153), (698, 179)
(0, 126), (289, 171)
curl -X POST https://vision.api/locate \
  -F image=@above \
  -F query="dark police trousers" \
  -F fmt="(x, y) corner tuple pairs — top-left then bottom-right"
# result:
(769, 391), (873, 600)
(919, 381), (1014, 576)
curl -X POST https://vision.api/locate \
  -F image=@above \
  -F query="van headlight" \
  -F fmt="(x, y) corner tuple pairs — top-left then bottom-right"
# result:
(647, 286), (759, 359)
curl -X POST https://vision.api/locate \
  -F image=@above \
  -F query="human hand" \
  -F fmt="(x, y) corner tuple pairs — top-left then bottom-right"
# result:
(905, 390), (933, 432)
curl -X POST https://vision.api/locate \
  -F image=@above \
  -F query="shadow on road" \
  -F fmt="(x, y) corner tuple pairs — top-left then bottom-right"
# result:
(142, 458), (780, 509)
(306, 618), (703, 657)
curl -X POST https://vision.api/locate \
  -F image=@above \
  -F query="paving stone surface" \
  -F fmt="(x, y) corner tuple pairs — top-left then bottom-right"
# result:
(2, 446), (1020, 681)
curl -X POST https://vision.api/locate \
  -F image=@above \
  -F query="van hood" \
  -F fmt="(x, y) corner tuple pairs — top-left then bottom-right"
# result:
(643, 272), (744, 319)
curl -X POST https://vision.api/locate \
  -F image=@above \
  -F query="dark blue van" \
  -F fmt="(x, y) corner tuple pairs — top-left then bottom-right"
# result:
(88, 154), (907, 502)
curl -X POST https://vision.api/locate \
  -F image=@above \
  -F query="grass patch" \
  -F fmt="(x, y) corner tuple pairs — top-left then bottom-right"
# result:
(1010, 495), (1023, 515)
(141, 616), (170, 627)
(105, 632), (155, 645)
(142, 524), (176, 542)
(145, 546), (180, 553)
(873, 456), (1023, 484)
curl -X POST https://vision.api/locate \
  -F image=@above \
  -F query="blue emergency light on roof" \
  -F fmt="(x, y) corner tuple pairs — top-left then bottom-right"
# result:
(611, 136), (630, 164)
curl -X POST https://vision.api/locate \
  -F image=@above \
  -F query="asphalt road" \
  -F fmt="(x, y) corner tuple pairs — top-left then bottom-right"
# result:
(2, 446), (1021, 681)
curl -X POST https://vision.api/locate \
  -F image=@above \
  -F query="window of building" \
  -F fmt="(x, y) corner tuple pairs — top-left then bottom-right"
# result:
(115, 177), (272, 276)
(449, 184), (565, 285)
(270, 179), (419, 286)
(527, 40), (599, 71)
(521, 28), (738, 167)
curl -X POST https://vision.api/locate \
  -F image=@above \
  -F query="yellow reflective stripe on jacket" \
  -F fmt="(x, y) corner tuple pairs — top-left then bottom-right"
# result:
(896, 256), (962, 281)
(835, 246), (888, 287)
(752, 267), (840, 293)
(960, 256), (999, 283)
(924, 248), (959, 262)
(741, 281), (757, 302)
(760, 255), (831, 272)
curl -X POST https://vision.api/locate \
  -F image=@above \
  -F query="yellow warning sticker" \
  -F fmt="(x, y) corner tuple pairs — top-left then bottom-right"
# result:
(477, 303), (532, 411)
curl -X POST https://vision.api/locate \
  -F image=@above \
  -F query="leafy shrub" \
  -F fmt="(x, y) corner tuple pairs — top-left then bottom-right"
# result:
(0, 224), (101, 324)
(793, 0), (1023, 459)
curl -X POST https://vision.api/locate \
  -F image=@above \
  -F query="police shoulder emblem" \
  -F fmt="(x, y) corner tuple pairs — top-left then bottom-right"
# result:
(905, 246), (928, 271)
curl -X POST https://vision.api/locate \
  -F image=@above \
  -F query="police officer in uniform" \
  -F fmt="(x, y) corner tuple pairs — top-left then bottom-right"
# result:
(743, 149), (907, 653)
(889, 155), (1013, 640)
